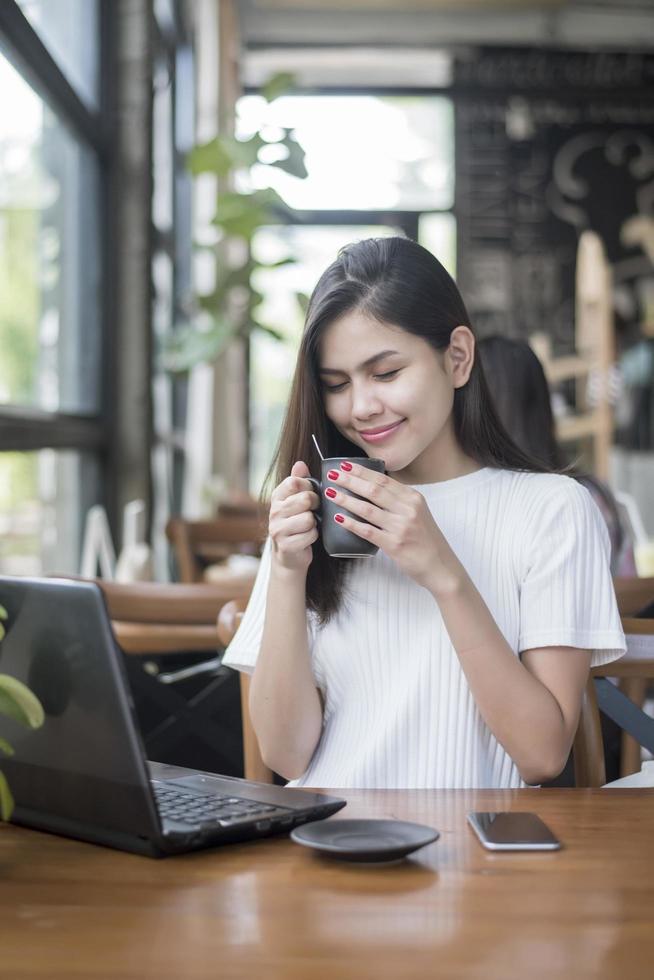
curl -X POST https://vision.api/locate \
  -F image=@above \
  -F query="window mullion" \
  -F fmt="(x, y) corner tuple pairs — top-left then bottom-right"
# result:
(0, 0), (105, 154)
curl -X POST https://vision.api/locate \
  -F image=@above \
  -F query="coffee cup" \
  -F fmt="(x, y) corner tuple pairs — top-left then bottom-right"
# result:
(307, 457), (385, 558)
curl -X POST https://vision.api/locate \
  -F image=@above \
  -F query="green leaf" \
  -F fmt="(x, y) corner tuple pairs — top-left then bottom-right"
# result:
(187, 134), (267, 178)
(0, 770), (14, 821)
(0, 674), (45, 728)
(0, 623), (4, 642)
(0, 736), (14, 756)
(160, 319), (239, 373)
(250, 322), (285, 342)
(253, 186), (290, 211)
(249, 287), (265, 311)
(211, 187), (290, 236)
(231, 133), (266, 169)
(211, 192), (275, 240)
(258, 256), (296, 270)
(0, 605), (8, 620)
(269, 131), (308, 180)
(261, 72), (295, 103)
(295, 291), (310, 315)
(187, 137), (234, 178)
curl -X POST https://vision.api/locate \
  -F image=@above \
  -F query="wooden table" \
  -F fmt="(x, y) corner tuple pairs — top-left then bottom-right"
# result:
(2, 788), (653, 979)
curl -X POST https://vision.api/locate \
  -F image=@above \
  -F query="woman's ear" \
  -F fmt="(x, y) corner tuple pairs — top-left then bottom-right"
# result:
(446, 325), (475, 389)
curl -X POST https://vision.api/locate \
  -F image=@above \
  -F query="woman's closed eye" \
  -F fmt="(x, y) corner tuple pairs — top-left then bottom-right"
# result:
(323, 369), (400, 393)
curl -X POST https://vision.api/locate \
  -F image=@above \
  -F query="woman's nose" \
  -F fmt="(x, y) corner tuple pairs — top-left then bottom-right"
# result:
(351, 383), (383, 420)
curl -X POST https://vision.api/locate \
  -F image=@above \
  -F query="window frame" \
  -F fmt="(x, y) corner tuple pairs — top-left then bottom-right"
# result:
(0, 0), (112, 487)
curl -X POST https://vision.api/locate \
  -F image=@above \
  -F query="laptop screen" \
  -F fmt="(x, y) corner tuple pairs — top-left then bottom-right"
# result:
(0, 577), (160, 840)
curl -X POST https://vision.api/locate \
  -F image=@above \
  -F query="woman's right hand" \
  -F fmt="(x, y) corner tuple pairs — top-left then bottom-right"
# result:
(268, 460), (320, 574)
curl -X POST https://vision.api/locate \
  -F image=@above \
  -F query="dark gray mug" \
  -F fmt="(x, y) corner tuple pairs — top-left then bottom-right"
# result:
(308, 457), (385, 558)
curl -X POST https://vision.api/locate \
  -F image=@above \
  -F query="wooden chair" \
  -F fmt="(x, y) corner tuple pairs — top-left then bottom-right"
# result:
(562, 617), (654, 788)
(166, 514), (267, 584)
(217, 598), (273, 784)
(530, 229), (615, 480)
(94, 578), (257, 776)
(614, 576), (654, 617)
(572, 675), (607, 787)
(612, 577), (654, 776)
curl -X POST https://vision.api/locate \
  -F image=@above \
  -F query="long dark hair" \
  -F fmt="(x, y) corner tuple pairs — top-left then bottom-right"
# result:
(262, 237), (553, 625)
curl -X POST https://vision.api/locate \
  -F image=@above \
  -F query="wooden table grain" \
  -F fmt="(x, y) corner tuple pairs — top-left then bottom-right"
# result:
(1, 788), (653, 980)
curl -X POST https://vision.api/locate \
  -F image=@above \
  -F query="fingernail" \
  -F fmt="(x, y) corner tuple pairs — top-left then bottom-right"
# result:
(334, 513), (345, 524)
(325, 487), (337, 499)
(327, 469), (339, 480)
(340, 461), (353, 472)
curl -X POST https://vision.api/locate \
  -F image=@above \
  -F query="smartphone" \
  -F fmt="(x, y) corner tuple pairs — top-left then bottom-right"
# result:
(467, 811), (561, 851)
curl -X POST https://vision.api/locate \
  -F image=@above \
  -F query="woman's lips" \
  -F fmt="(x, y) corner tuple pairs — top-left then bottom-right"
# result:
(358, 419), (405, 443)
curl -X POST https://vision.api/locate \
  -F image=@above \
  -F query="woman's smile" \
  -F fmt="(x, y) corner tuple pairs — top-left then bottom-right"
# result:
(357, 419), (406, 443)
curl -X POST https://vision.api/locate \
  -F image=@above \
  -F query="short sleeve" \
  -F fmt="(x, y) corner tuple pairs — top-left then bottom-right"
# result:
(220, 538), (318, 677)
(518, 479), (626, 669)
(221, 537), (273, 675)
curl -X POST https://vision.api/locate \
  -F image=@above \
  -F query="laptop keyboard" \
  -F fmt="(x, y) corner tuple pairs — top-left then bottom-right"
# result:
(153, 784), (290, 827)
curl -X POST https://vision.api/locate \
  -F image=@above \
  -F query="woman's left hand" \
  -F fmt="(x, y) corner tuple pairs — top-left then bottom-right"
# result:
(327, 462), (457, 593)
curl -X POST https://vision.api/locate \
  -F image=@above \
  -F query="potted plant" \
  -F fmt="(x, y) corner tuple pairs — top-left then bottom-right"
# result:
(0, 604), (44, 821)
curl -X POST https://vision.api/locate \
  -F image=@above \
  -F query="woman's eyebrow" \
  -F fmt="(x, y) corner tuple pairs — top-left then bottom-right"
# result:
(319, 349), (401, 376)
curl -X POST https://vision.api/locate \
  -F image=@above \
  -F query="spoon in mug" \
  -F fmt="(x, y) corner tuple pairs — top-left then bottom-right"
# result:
(311, 433), (325, 461)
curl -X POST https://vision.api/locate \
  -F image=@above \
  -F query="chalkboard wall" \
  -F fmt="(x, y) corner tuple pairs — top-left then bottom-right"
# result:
(454, 48), (654, 354)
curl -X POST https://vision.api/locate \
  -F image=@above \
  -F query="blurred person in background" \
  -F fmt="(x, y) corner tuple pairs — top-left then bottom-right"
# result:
(478, 336), (636, 577)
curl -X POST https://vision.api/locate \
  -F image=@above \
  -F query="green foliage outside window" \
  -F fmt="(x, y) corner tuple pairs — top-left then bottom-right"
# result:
(161, 73), (308, 373)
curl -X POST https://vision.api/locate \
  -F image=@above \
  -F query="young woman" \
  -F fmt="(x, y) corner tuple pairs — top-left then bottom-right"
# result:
(223, 237), (625, 789)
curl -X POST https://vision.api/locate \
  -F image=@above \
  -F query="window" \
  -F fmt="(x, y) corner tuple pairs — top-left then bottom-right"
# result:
(237, 94), (454, 212)
(0, 54), (101, 414)
(0, 1), (105, 575)
(237, 94), (456, 493)
(14, 0), (100, 108)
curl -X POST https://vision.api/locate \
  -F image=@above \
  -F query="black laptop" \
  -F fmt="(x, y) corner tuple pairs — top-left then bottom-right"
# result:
(0, 576), (345, 856)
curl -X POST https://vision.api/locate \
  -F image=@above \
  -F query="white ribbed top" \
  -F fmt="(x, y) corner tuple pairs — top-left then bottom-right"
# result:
(223, 468), (626, 789)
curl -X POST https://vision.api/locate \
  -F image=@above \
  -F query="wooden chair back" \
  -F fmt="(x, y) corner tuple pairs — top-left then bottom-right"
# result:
(614, 576), (654, 616)
(90, 579), (260, 778)
(572, 675), (607, 787)
(166, 514), (268, 583)
(218, 598), (274, 785)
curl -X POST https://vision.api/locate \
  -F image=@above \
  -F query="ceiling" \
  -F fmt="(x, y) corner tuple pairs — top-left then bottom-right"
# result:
(236, 0), (654, 51)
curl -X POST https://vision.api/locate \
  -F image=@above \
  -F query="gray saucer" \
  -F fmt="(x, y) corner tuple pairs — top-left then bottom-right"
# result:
(290, 818), (440, 862)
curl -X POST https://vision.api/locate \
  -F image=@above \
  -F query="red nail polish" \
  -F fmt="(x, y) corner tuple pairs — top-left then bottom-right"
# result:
(325, 487), (337, 499)
(327, 469), (339, 480)
(340, 461), (353, 472)
(334, 513), (345, 524)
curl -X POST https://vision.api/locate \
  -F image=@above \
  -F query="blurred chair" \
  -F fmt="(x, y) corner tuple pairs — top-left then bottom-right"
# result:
(166, 513), (267, 584)
(573, 612), (654, 786)
(614, 577), (654, 776)
(217, 598), (273, 784)
(95, 578), (256, 776)
(614, 576), (654, 617)
(530, 229), (615, 480)
(573, 676), (607, 787)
